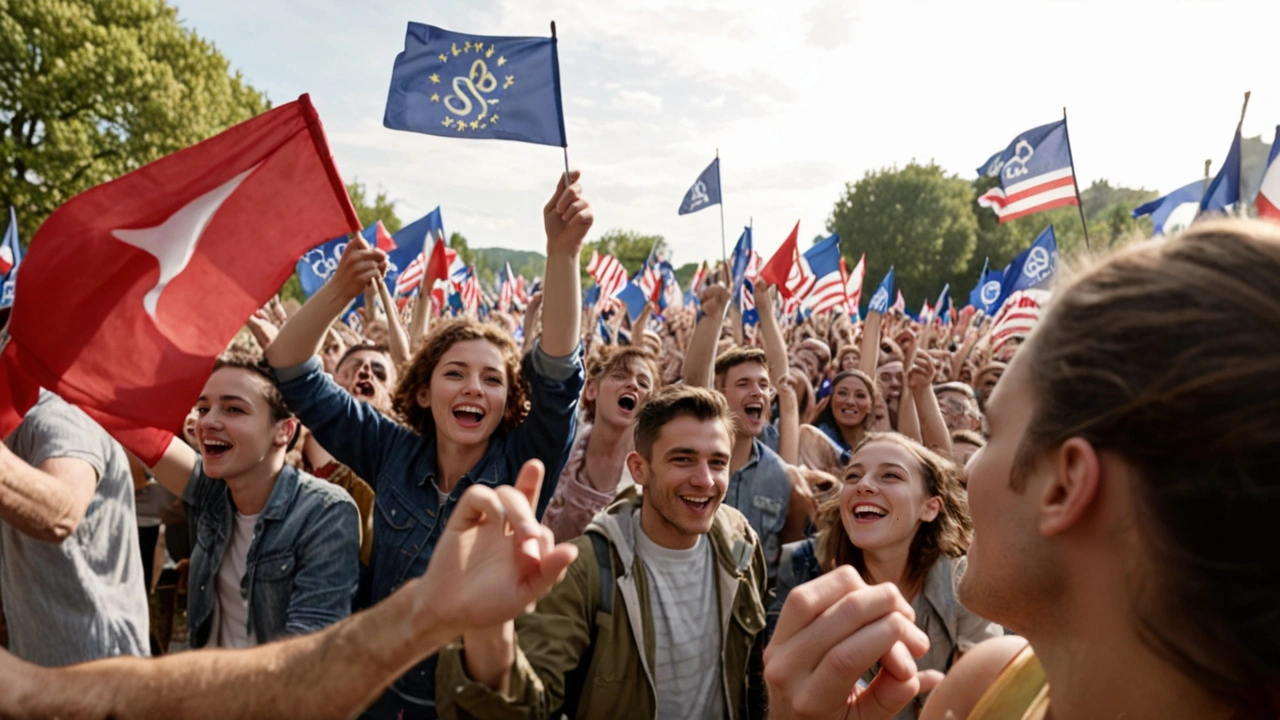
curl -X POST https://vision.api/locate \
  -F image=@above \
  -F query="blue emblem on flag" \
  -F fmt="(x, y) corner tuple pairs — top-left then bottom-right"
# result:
(730, 226), (752, 307)
(997, 225), (1058, 308)
(1, 207), (21, 309)
(296, 223), (389, 298)
(1132, 181), (1203, 236)
(976, 120), (1079, 223)
(868, 267), (895, 314)
(679, 158), (722, 215)
(384, 23), (566, 147)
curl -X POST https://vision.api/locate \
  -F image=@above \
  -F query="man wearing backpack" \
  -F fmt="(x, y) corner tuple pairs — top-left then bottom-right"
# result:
(437, 385), (769, 720)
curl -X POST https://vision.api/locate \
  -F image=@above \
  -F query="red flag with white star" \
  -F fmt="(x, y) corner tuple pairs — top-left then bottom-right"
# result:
(0, 95), (360, 463)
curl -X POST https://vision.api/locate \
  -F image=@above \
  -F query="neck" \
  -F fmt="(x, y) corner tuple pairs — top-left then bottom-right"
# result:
(223, 454), (285, 516)
(639, 501), (700, 550)
(861, 540), (914, 597)
(436, 437), (489, 492)
(729, 432), (755, 474)
(583, 421), (632, 492)
(838, 423), (865, 450)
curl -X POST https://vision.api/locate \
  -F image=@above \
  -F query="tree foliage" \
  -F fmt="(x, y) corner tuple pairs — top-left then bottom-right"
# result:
(347, 181), (402, 235)
(0, 0), (269, 240)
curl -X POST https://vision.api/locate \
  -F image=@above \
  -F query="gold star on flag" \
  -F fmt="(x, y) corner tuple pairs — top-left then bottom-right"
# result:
(451, 43), (460, 57)
(430, 93), (440, 102)
(438, 53), (447, 63)
(429, 73), (440, 84)
(486, 46), (495, 58)
(496, 56), (506, 67)
(474, 42), (485, 54)
(455, 123), (465, 132)
(470, 120), (480, 129)
(503, 75), (514, 89)
(442, 117), (454, 127)
(490, 114), (499, 123)
(464, 41), (472, 52)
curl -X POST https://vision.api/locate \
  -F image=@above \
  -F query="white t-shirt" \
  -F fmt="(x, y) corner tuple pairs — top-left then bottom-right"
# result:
(633, 511), (725, 720)
(213, 511), (259, 649)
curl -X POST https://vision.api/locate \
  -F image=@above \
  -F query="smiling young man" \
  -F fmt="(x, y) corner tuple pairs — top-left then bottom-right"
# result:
(437, 385), (768, 720)
(147, 355), (360, 649)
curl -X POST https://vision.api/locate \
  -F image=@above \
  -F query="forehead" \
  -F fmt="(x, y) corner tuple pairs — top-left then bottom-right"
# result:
(850, 440), (918, 472)
(834, 376), (869, 393)
(607, 355), (654, 379)
(725, 361), (768, 383)
(651, 414), (732, 455)
(439, 338), (506, 368)
(201, 367), (269, 403)
(878, 362), (903, 374)
(938, 389), (969, 403)
(340, 349), (389, 369)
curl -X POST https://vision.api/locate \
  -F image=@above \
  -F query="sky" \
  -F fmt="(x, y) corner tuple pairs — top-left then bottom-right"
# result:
(175, 0), (1280, 266)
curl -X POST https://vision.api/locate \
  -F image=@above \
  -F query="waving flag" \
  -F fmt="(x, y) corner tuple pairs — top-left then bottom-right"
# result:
(934, 284), (952, 325)
(0, 95), (360, 462)
(1132, 181), (1204, 236)
(685, 260), (708, 305)
(1, 207), (20, 309)
(384, 24), (566, 147)
(498, 261), (515, 312)
(844, 253), (865, 317)
(741, 279), (759, 327)
(729, 226), (752, 307)
(389, 207), (446, 295)
(867, 267), (895, 315)
(459, 266), (481, 315)
(678, 157), (722, 215)
(969, 257), (1005, 315)
(760, 222), (813, 299)
(990, 289), (1049, 356)
(1257, 126), (1280, 221)
(997, 225), (1058, 310)
(977, 120), (1079, 222)
(586, 250), (628, 299)
(804, 234), (845, 315)
(892, 290), (906, 314)
(617, 281), (648, 322)
(296, 221), (397, 298)
(1201, 117), (1245, 216)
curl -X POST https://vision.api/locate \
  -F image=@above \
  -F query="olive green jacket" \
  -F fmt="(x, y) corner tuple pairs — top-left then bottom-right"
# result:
(437, 494), (769, 720)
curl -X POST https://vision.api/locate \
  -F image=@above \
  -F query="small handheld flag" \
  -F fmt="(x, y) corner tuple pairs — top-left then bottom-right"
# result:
(803, 234), (845, 315)
(844, 254), (865, 318)
(868, 267), (895, 315)
(968, 257), (1004, 315)
(387, 207), (447, 295)
(729, 226), (752, 306)
(295, 222), (397, 298)
(977, 120), (1079, 222)
(1258, 125), (1280, 221)
(384, 23), (566, 147)
(1200, 92), (1250, 217)
(997, 225), (1058, 310)
(678, 158), (722, 215)
(1131, 181), (1203, 236)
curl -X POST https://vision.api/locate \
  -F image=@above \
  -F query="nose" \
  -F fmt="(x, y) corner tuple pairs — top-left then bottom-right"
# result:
(689, 461), (714, 489)
(854, 475), (878, 495)
(461, 372), (483, 395)
(197, 411), (221, 431)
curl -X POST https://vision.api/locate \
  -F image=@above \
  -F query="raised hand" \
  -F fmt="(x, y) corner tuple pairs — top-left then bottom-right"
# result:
(907, 352), (934, 391)
(332, 235), (388, 301)
(700, 283), (730, 320)
(543, 170), (594, 257)
(763, 566), (941, 720)
(418, 460), (578, 632)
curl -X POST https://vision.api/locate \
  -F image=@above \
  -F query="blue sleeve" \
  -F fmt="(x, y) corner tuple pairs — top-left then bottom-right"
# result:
(511, 342), (584, 519)
(272, 357), (417, 490)
(285, 494), (360, 636)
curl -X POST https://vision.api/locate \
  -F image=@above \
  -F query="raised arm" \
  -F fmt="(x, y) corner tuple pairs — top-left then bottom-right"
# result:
(683, 283), (730, 388)
(858, 310), (883, 379)
(145, 437), (199, 500)
(266, 235), (388, 369)
(908, 352), (952, 456)
(756, 282), (789, 385)
(374, 276), (412, 369)
(539, 171), (592, 358)
(0, 442), (97, 544)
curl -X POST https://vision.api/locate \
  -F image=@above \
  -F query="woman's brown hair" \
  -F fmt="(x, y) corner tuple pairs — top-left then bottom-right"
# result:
(582, 345), (662, 422)
(1014, 219), (1280, 715)
(814, 432), (971, 595)
(810, 370), (878, 437)
(391, 318), (530, 438)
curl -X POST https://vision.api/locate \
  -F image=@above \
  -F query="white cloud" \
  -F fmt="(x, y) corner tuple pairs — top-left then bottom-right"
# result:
(612, 89), (664, 114)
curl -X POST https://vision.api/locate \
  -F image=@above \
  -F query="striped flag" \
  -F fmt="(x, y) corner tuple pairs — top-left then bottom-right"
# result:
(392, 208), (447, 295)
(498, 261), (515, 312)
(990, 289), (1049, 355)
(803, 234), (845, 315)
(844, 254), (865, 317)
(586, 250), (628, 299)
(891, 289), (906, 314)
(1258, 125), (1280, 221)
(976, 119), (1079, 223)
(685, 260), (709, 304)
(459, 266), (480, 315)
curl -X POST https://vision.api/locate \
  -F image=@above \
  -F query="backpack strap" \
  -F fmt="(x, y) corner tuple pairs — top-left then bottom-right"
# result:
(560, 530), (613, 719)
(591, 530), (613, 614)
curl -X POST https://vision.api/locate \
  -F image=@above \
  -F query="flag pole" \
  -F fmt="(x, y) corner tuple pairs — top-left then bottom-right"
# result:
(1062, 106), (1091, 250)
(551, 21), (571, 185)
(1235, 91), (1251, 218)
(717, 148), (727, 269)
(1203, 158), (1212, 194)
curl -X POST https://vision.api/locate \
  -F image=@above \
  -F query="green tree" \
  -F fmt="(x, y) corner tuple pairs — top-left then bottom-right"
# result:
(674, 261), (699, 289)
(346, 181), (402, 234)
(0, 0), (269, 240)
(579, 229), (667, 283)
(449, 231), (473, 266)
(827, 162), (978, 305)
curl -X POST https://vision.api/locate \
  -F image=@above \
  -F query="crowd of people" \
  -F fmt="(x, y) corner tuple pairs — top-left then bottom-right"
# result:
(0, 171), (1277, 720)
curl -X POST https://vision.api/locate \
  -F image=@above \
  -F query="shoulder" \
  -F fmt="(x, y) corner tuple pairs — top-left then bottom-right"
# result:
(294, 470), (360, 513)
(10, 392), (114, 467)
(920, 636), (1031, 720)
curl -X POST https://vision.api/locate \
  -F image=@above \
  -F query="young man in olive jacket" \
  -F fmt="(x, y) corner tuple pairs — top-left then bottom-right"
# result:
(438, 385), (768, 720)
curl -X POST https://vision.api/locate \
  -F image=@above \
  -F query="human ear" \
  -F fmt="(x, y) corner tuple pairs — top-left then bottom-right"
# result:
(921, 495), (942, 523)
(1038, 437), (1101, 537)
(626, 451), (648, 488)
(416, 386), (431, 409)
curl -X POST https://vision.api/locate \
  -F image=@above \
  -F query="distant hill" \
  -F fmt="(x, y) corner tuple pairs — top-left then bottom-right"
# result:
(469, 247), (546, 289)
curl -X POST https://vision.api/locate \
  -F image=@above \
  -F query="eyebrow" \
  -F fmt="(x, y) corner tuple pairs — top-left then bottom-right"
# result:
(664, 446), (729, 460)
(197, 394), (252, 405)
(441, 360), (503, 374)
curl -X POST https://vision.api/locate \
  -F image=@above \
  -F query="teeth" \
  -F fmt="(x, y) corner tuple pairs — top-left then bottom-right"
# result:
(854, 504), (888, 516)
(681, 496), (710, 505)
(203, 440), (231, 450)
(454, 405), (485, 416)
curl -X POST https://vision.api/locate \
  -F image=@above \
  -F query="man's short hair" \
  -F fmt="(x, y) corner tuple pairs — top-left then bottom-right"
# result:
(336, 342), (392, 373)
(633, 386), (734, 460)
(951, 429), (985, 447)
(714, 347), (769, 384)
(934, 382), (977, 403)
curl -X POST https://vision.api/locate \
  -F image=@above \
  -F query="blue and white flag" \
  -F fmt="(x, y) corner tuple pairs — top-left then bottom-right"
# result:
(1, 207), (21, 309)
(1132, 181), (1204, 236)
(997, 225), (1058, 309)
(867, 267), (895, 315)
(977, 120), (1079, 223)
(730, 225), (752, 307)
(617, 281), (648, 323)
(384, 24), (566, 147)
(741, 278), (759, 327)
(934, 283), (952, 324)
(1200, 126), (1242, 215)
(803, 233), (845, 315)
(678, 158), (722, 215)
(388, 207), (447, 295)
(969, 257), (1004, 315)
(296, 222), (394, 298)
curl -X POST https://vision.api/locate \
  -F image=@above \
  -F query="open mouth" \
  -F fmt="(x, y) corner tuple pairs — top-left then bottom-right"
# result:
(680, 495), (713, 515)
(744, 402), (764, 422)
(354, 380), (375, 398)
(852, 503), (889, 522)
(617, 393), (638, 412)
(452, 403), (487, 429)
(202, 438), (232, 459)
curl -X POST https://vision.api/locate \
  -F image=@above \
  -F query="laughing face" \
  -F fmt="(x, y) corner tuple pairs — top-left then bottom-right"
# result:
(839, 439), (941, 553)
(628, 414), (732, 549)
(587, 357), (655, 429)
(195, 368), (295, 482)
(876, 361), (904, 413)
(334, 348), (397, 412)
(830, 375), (872, 430)
(415, 339), (509, 450)
(720, 361), (771, 438)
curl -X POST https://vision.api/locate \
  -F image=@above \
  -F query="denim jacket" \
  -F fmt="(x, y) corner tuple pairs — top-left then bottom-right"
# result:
(273, 343), (583, 710)
(183, 461), (360, 649)
(725, 439), (791, 583)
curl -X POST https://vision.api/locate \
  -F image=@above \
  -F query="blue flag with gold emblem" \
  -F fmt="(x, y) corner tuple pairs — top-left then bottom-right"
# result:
(384, 23), (567, 147)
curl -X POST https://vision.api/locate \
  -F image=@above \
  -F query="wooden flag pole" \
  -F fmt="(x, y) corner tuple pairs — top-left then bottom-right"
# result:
(717, 148), (727, 269)
(1235, 91), (1251, 217)
(1062, 106), (1091, 250)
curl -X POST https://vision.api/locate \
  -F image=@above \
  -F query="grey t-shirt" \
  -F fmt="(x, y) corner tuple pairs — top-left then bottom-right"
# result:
(0, 390), (150, 665)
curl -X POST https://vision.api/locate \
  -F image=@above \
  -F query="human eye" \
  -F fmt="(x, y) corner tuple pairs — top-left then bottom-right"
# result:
(485, 375), (504, 386)
(445, 370), (463, 379)
(195, 406), (209, 415)
(373, 367), (387, 381)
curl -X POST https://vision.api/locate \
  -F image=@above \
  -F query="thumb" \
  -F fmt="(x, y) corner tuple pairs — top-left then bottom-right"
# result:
(345, 233), (370, 252)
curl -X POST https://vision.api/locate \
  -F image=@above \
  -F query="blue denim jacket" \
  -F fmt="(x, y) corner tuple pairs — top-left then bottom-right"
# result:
(273, 344), (583, 712)
(183, 461), (360, 649)
(725, 438), (791, 583)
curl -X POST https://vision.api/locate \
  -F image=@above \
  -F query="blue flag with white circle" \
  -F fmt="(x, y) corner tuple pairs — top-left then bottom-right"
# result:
(678, 158), (722, 215)
(867, 267), (895, 314)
